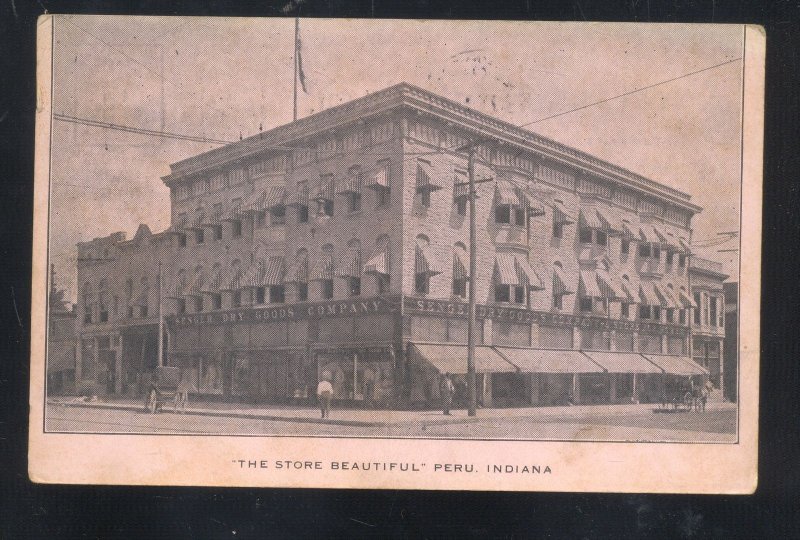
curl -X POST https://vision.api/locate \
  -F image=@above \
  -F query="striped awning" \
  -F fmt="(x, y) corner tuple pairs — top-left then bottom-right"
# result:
(453, 249), (469, 280)
(185, 269), (206, 297)
(222, 202), (243, 222)
(495, 253), (543, 289)
(310, 255), (334, 281)
(552, 265), (574, 296)
(495, 179), (519, 206)
(365, 165), (389, 190)
(638, 282), (661, 306)
(618, 277), (637, 303)
(186, 212), (205, 230)
(521, 193), (546, 217)
(655, 283), (680, 309)
(364, 248), (389, 275)
(201, 267), (223, 294)
(219, 268), (242, 291)
(242, 191), (265, 215)
(595, 268), (626, 300)
(579, 208), (603, 230)
(599, 207), (622, 234)
(313, 176), (335, 202)
(201, 210), (222, 227)
(679, 289), (698, 308)
(240, 262), (263, 288)
(415, 161), (443, 192)
(638, 223), (666, 244)
(337, 172), (363, 195)
(415, 244), (443, 276)
(246, 187), (286, 213)
(678, 236), (691, 254)
(552, 200), (575, 225)
(165, 276), (187, 299)
(286, 254), (309, 283)
(579, 270), (602, 298)
(453, 170), (469, 201)
(134, 287), (150, 307)
(337, 250), (362, 278)
(287, 183), (310, 207)
(262, 256), (286, 286)
(620, 219), (637, 239)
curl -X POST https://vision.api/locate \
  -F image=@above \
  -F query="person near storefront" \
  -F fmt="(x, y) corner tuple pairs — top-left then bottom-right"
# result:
(317, 374), (333, 419)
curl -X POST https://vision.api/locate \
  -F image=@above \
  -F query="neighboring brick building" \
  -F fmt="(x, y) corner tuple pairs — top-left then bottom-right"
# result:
(74, 83), (721, 407)
(689, 257), (729, 396)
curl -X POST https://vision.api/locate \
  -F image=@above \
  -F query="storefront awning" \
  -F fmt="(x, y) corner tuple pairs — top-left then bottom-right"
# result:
(365, 165), (389, 190)
(310, 255), (334, 281)
(641, 354), (709, 376)
(415, 161), (443, 192)
(552, 200), (575, 225)
(579, 270), (603, 298)
(415, 244), (442, 276)
(364, 248), (389, 275)
(495, 347), (604, 373)
(337, 250), (362, 278)
(552, 264), (574, 296)
(582, 351), (663, 374)
(453, 249), (469, 280)
(411, 343), (518, 374)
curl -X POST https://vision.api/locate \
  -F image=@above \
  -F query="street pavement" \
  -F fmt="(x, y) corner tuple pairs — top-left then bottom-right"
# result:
(45, 398), (737, 442)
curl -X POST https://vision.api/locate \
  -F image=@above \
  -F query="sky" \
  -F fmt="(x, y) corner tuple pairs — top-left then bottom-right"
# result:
(48, 17), (744, 301)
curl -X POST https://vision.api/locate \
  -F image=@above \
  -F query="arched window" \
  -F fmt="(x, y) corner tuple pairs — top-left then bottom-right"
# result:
(82, 282), (93, 324)
(452, 243), (468, 298)
(415, 235), (436, 295)
(344, 240), (362, 296)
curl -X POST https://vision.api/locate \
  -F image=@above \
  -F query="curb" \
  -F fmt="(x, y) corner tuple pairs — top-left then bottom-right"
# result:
(52, 401), (484, 428)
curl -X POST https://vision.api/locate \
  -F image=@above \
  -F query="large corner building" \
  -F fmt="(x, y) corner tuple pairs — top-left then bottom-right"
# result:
(73, 83), (729, 407)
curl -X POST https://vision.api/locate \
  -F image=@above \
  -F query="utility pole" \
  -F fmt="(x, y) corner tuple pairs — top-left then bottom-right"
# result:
(157, 261), (164, 367)
(466, 144), (478, 417)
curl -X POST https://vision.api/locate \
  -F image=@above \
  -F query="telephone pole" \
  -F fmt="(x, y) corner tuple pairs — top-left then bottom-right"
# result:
(466, 144), (478, 417)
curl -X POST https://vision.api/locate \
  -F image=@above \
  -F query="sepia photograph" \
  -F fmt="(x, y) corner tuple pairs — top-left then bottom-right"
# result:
(30, 16), (762, 491)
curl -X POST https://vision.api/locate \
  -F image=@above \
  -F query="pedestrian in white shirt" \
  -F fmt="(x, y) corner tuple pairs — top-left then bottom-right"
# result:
(317, 377), (333, 419)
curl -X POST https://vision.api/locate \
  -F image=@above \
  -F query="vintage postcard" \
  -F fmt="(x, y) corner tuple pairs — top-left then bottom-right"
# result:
(30, 16), (763, 492)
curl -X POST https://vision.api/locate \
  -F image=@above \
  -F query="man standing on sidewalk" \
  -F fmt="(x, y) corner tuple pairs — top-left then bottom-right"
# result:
(440, 373), (455, 416)
(317, 374), (333, 419)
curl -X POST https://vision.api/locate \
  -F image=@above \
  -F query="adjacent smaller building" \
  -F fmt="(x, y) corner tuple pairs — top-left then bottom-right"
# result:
(723, 281), (738, 402)
(47, 278), (77, 395)
(689, 257), (728, 395)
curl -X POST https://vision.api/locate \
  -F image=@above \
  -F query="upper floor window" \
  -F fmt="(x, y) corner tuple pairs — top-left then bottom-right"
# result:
(270, 206), (286, 225)
(621, 239), (630, 254)
(639, 242), (660, 259)
(693, 293), (702, 324)
(415, 273), (430, 295)
(678, 254), (686, 267)
(495, 205), (526, 226)
(579, 228), (607, 246)
(639, 305), (660, 321)
(496, 284), (526, 304)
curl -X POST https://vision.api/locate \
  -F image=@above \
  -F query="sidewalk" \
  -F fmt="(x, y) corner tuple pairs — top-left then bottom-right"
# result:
(47, 395), (737, 428)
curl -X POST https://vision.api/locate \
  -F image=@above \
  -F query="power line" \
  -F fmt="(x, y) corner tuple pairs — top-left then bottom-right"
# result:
(519, 57), (742, 126)
(54, 113), (232, 145)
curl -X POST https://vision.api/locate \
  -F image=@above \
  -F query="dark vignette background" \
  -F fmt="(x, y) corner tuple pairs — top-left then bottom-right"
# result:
(1, 1), (797, 538)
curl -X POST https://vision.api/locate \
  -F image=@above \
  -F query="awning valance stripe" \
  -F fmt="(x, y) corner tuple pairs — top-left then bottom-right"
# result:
(241, 190), (265, 215)
(240, 263), (264, 288)
(641, 354), (709, 376)
(415, 245), (443, 276)
(620, 220), (637, 239)
(364, 249), (389, 275)
(495, 179), (519, 206)
(515, 256), (544, 290)
(552, 265), (574, 296)
(496, 347), (604, 374)
(262, 186), (287, 210)
(309, 255), (334, 281)
(579, 270), (603, 298)
(337, 250), (362, 278)
(582, 351), (663, 374)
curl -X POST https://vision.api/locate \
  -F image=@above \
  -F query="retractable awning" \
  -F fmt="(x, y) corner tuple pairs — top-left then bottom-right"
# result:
(337, 250), (362, 278)
(595, 268), (626, 300)
(552, 264), (574, 296)
(654, 283), (680, 309)
(679, 289), (698, 308)
(641, 354), (709, 376)
(411, 343), (518, 374)
(285, 254), (309, 283)
(415, 161), (443, 192)
(240, 262), (264, 288)
(287, 183), (310, 207)
(219, 268), (242, 291)
(618, 277), (637, 303)
(620, 220), (637, 240)
(184, 269), (206, 297)
(494, 253), (543, 289)
(579, 270), (603, 298)
(639, 282), (660, 306)
(638, 223), (667, 244)
(261, 256), (286, 286)
(495, 348), (604, 373)
(415, 244), (443, 276)
(313, 176), (335, 202)
(453, 249), (469, 280)
(365, 165), (389, 190)
(495, 179), (519, 206)
(582, 351), (663, 374)
(579, 208), (603, 230)
(201, 267), (222, 294)
(364, 248), (389, 275)
(310, 255), (334, 281)
(453, 170), (469, 200)
(337, 172), (363, 195)
(552, 200), (575, 225)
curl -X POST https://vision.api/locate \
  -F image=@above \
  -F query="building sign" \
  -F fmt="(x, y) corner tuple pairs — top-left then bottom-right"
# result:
(170, 295), (400, 327)
(403, 296), (688, 337)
